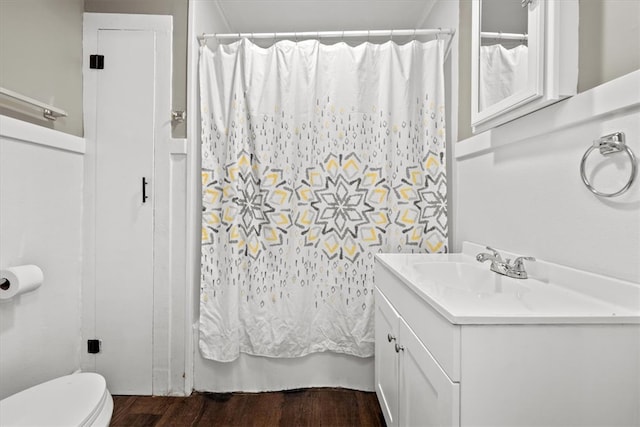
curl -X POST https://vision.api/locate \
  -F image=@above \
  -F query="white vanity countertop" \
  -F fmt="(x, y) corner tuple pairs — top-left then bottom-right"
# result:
(375, 242), (640, 325)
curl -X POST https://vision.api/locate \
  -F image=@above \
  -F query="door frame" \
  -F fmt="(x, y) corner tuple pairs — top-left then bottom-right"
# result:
(81, 13), (177, 395)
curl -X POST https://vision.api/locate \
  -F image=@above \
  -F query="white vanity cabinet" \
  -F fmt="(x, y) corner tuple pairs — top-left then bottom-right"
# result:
(375, 272), (460, 427)
(374, 288), (400, 427)
(397, 314), (459, 427)
(374, 253), (640, 427)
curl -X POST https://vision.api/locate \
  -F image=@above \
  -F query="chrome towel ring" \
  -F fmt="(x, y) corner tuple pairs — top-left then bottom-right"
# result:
(580, 132), (637, 197)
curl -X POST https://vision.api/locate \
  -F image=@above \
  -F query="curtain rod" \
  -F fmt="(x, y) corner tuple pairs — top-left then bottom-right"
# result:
(480, 31), (528, 41)
(198, 29), (456, 59)
(198, 28), (455, 42)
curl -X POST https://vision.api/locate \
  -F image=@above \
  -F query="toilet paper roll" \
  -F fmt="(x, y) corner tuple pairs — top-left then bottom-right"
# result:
(0, 265), (44, 300)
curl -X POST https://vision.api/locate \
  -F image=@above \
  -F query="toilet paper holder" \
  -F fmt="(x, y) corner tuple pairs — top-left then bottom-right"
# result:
(0, 265), (44, 300)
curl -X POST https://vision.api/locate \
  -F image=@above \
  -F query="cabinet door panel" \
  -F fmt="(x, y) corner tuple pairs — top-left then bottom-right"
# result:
(399, 319), (460, 427)
(375, 262), (461, 381)
(94, 29), (155, 395)
(375, 288), (400, 427)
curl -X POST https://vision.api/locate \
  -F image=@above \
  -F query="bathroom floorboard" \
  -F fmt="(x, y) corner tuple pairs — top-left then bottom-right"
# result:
(111, 388), (386, 426)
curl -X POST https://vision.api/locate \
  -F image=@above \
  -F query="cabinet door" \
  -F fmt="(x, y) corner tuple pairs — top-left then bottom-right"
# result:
(399, 318), (460, 427)
(94, 28), (156, 394)
(375, 288), (400, 427)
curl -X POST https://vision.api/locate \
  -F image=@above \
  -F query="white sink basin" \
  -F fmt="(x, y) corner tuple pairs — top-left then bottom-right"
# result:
(410, 262), (531, 297)
(376, 242), (640, 324)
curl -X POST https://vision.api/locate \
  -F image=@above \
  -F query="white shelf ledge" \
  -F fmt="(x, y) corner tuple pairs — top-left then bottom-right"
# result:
(0, 87), (67, 121)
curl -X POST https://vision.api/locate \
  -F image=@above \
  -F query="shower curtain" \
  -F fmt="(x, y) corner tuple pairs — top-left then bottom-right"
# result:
(199, 38), (447, 362)
(479, 44), (528, 110)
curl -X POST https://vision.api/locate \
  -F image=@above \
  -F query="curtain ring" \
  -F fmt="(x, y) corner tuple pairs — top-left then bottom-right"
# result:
(437, 28), (441, 40)
(367, 30), (370, 42)
(295, 32), (298, 43)
(273, 32), (277, 42)
(390, 29), (393, 41)
(342, 30), (345, 42)
(413, 29), (417, 41)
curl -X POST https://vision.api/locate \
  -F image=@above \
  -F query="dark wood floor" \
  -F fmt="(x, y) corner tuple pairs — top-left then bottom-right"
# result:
(112, 388), (386, 427)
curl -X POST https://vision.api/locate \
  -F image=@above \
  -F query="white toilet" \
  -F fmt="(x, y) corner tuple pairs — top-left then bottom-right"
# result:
(0, 373), (113, 427)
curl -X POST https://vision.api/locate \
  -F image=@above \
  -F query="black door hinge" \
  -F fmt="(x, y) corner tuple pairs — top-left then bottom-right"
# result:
(87, 339), (101, 354)
(89, 55), (104, 69)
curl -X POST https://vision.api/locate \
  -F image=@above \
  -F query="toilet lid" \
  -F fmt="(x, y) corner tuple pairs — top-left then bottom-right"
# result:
(0, 373), (109, 427)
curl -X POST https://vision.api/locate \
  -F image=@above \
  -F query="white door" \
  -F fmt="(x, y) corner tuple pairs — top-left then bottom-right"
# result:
(93, 29), (156, 395)
(398, 318), (460, 426)
(375, 288), (401, 427)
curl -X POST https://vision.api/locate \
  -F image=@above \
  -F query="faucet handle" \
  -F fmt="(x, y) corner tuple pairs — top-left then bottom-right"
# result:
(485, 246), (503, 261)
(511, 256), (536, 271)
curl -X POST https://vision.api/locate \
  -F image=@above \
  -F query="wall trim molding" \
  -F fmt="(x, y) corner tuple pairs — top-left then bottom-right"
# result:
(0, 115), (85, 154)
(169, 138), (187, 155)
(455, 70), (640, 159)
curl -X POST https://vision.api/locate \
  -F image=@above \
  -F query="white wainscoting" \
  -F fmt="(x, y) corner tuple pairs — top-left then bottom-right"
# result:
(0, 116), (85, 399)
(454, 71), (640, 283)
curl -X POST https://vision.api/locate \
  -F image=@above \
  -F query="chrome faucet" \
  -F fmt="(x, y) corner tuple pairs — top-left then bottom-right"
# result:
(476, 246), (535, 279)
(476, 246), (509, 275)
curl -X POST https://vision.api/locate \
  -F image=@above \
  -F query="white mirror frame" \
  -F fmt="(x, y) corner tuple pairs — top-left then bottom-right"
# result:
(471, 0), (578, 134)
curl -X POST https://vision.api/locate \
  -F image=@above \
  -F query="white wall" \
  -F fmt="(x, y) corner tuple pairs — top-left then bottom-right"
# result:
(0, 116), (85, 399)
(0, 0), (84, 137)
(453, 72), (640, 283)
(420, 0), (460, 250)
(578, 0), (640, 92)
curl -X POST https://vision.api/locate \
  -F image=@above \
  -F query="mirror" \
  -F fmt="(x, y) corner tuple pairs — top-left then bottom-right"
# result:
(478, 0), (528, 111)
(471, 0), (579, 133)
